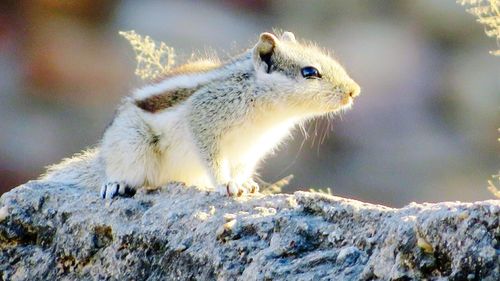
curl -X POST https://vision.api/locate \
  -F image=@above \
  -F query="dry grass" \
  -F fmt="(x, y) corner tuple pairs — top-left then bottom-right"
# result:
(458, 0), (500, 55)
(309, 187), (334, 196)
(119, 30), (176, 80)
(487, 174), (500, 198)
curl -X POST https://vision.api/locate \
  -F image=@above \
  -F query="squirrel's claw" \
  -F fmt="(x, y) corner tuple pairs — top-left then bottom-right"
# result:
(243, 179), (259, 194)
(219, 179), (259, 197)
(226, 182), (241, 197)
(100, 182), (136, 199)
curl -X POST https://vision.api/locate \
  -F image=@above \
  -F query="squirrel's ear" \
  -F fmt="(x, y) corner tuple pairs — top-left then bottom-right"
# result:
(280, 31), (296, 42)
(254, 32), (278, 73)
(256, 32), (277, 54)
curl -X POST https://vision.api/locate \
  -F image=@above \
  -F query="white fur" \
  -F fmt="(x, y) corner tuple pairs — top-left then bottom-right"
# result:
(144, 103), (213, 188)
(134, 73), (220, 100)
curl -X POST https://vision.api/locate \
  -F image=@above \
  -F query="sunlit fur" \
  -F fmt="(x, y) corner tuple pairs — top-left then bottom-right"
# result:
(41, 31), (360, 198)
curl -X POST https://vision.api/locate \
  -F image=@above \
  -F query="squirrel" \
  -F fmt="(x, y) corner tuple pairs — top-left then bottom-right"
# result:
(40, 31), (361, 199)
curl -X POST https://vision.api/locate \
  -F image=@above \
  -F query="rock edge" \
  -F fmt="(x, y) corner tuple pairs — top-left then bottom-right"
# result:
(0, 181), (499, 280)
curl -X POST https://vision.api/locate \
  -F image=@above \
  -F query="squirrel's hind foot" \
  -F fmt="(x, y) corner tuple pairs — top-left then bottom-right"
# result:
(100, 181), (137, 199)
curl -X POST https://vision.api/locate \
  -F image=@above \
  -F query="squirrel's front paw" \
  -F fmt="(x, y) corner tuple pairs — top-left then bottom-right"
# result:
(216, 182), (241, 197)
(100, 181), (137, 199)
(217, 179), (259, 197)
(243, 178), (259, 194)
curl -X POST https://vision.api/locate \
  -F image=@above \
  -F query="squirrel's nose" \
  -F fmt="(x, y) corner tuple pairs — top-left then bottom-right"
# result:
(348, 84), (361, 98)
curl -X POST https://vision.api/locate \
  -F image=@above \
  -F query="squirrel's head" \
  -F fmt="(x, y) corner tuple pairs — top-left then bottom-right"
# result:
(252, 31), (360, 117)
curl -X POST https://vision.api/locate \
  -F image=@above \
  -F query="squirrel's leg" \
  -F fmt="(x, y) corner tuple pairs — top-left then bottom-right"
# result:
(194, 141), (244, 196)
(208, 157), (237, 196)
(195, 145), (235, 196)
(100, 145), (147, 199)
(188, 97), (249, 196)
(99, 110), (157, 199)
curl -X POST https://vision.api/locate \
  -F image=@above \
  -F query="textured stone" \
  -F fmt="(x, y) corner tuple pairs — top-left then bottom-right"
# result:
(0, 181), (498, 280)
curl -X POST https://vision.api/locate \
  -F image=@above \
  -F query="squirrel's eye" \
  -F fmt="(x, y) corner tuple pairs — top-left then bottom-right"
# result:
(301, 66), (321, 79)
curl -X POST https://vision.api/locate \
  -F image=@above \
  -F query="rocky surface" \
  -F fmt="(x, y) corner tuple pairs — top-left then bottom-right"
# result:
(0, 181), (499, 280)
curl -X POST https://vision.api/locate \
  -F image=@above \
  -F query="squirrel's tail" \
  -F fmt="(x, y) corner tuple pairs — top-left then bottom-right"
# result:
(39, 147), (105, 189)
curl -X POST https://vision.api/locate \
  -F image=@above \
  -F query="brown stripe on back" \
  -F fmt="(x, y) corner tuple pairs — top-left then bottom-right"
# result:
(135, 88), (197, 113)
(137, 60), (220, 113)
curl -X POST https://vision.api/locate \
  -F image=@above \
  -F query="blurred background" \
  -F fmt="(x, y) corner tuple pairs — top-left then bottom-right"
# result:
(0, 0), (498, 207)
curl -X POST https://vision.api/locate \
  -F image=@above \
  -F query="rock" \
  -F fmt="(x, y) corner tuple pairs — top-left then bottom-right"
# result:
(0, 180), (499, 280)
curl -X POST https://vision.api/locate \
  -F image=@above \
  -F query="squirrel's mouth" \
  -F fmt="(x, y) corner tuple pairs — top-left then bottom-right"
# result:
(340, 95), (353, 106)
(323, 95), (352, 113)
(318, 91), (356, 113)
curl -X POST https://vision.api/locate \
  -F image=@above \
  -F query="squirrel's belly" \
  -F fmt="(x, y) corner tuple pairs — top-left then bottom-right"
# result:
(155, 131), (213, 190)
(161, 149), (212, 189)
(142, 105), (213, 189)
